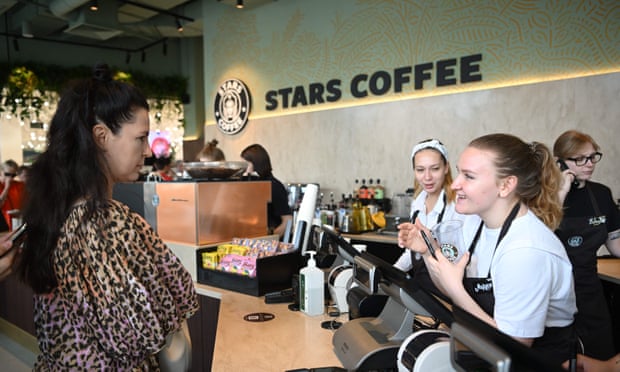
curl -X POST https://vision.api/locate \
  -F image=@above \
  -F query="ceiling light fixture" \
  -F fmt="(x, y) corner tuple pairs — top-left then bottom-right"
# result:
(175, 18), (183, 32)
(236, 0), (244, 9)
(22, 21), (34, 38)
(89, 0), (99, 11)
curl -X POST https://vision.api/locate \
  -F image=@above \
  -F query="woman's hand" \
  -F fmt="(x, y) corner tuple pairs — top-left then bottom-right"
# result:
(559, 168), (576, 202)
(423, 244), (470, 299)
(397, 218), (432, 256)
(0, 234), (17, 281)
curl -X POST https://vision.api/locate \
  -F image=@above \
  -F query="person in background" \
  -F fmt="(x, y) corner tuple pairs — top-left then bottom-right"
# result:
(17, 63), (198, 370)
(16, 164), (29, 183)
(553, 130), (619, 360)
(152, 155), (176, 181)
(241, 144), (292, 239)
(0, 159), (25, 231)
(196, 138), (226, 162)
(394, 138), (461, 272)
(399, 133), (576, 365)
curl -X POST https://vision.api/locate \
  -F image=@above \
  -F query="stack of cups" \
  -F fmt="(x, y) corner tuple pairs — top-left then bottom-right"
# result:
(294, 184), (319, 254)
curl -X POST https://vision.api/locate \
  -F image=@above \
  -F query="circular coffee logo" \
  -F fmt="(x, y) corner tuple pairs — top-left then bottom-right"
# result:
(214, 79), (251, 135)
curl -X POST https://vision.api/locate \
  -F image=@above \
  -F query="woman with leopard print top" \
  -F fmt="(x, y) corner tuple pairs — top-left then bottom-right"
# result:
(17, 63), (199, 371)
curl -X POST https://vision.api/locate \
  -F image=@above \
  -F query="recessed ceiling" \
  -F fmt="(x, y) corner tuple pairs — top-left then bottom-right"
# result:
(0, 0), (202, 52)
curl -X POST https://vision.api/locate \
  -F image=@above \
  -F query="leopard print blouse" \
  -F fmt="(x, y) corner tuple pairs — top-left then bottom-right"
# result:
(33, 200), (199, 371)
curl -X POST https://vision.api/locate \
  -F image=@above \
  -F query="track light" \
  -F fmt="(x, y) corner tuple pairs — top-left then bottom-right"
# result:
(175, 18), (183, 32)
(141, 50), (146, 63)
(13, 38), (19, 52)
(22, 21), (33, 38)
(89, 0), (99, 11)
(236, 0), (244, 9)
(125, 52), (131, 64)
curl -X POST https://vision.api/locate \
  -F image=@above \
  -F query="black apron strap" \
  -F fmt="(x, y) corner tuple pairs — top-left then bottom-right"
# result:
(436, 192), (447, 224)
(467, 202), (521, 277)
(585, 183), (602, 216)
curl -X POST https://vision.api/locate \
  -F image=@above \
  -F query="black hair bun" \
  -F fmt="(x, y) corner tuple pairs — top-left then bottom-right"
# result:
(92, 63), (112, 82)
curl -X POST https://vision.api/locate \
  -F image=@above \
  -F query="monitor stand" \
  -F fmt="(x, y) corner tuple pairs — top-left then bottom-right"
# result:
(332, 296), (414, 370)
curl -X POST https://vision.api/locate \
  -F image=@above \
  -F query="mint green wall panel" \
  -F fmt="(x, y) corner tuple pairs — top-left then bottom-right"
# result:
(203, 0), (620, 122)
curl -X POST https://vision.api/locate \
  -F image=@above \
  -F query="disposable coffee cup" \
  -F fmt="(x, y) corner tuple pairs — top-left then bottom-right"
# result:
(431, 220), (465, 263)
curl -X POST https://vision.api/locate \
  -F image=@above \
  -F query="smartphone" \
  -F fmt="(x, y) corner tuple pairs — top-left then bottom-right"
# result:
(557, 159), (579, 187)
(1, 222), (27, 257)
(420, 230), (438, 260)
(557, 159), (569, 171)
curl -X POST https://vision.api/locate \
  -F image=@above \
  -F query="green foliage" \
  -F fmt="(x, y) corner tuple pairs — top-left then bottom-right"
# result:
(0, 61), (187, 100)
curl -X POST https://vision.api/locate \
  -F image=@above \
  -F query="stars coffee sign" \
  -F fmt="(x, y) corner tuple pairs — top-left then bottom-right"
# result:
(214, 79), (251, 135)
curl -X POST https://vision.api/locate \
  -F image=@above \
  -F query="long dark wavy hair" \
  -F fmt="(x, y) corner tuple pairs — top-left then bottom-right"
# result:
(18, 63), (149, 293)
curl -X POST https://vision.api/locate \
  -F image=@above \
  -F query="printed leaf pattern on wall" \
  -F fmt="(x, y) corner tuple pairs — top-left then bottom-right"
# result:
(206, 0), (620, 117)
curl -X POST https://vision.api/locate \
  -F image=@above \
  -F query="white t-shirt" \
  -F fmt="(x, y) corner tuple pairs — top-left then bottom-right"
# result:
(464, 210), (576, 338)
(393, 189), (463, 271)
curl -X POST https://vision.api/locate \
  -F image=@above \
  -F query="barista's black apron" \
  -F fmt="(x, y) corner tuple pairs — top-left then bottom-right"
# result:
(555, 184), (615, 360)
(464, 203), (575, 365)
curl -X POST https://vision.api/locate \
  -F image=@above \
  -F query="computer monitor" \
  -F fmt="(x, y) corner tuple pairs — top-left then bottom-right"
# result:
(320, 224), (360, 264)
(359, 251), (454, 324)
(450, 306), (565, 372)
(321, 224), (453, 325)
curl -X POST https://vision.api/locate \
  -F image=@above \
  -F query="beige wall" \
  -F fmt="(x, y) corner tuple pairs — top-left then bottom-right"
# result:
(205, 72), (620, 200)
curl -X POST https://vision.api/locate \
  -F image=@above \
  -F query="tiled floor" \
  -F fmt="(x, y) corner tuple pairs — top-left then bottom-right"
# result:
(0, 330), (36, 371)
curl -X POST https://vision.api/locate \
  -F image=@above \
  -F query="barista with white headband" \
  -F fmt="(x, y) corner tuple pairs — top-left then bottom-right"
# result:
(394, 138), (464, 273)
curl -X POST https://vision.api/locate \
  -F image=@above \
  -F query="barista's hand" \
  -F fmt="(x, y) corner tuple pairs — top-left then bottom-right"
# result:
(0, 234), (17, 281)
(397, 218), (431, 256)
(558, 169), (576, 204)
(423, 245), (469, 300)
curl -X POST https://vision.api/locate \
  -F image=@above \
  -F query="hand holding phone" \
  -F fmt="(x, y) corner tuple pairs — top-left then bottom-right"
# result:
(557, 159), (579, 187)
(420, 230), (438, 260)
(1, 223), (27, 258)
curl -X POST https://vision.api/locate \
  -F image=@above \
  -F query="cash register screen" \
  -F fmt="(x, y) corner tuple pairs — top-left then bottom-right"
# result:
(450, 306), (565, 372)
(451, 322), (510, 372)
(320, 224), (359, 264)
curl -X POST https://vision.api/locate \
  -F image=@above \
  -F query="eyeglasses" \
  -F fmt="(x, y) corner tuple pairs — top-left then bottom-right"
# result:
(565, 152), (603, 166)
(3, 172), (16, 177)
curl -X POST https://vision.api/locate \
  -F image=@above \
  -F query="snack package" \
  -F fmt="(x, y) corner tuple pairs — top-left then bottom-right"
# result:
(201, 251), (220, 269)
(217, 254), (246, 274)
(278, 242), (296, 254)
(230, 245), (249, 256)
(240, 256), (257, 277)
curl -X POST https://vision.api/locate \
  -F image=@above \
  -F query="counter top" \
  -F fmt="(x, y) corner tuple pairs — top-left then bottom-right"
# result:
(342, 231), (399, 244)
(598, 258), (620, 285)
(195, 283), (343, 371)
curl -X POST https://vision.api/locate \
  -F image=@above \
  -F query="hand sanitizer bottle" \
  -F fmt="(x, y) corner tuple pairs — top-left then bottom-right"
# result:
(299, 251), (324, 316)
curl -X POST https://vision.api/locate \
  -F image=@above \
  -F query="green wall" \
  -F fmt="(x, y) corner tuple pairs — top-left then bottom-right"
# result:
(203, 0), (620, 122)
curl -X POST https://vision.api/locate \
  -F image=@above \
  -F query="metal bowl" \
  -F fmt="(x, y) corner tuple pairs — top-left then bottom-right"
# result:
(183, 161), (248, 179)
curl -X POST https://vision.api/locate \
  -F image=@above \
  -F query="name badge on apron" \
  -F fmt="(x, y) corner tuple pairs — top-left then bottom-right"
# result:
(472, 278), (493, 294)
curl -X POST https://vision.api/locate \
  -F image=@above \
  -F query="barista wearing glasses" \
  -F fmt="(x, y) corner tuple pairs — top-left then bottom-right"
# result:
(553, 130), (620, 360)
